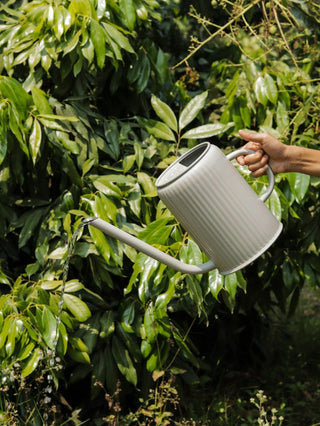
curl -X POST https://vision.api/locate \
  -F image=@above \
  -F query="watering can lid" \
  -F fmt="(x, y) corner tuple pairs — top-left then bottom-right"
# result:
(156, 142), (211, 189)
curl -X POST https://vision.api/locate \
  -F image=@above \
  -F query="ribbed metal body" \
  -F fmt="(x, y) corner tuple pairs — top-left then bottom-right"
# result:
(156, 142), (282, 275)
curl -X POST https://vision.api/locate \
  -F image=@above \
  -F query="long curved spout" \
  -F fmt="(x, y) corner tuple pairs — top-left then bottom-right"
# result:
(85, 217), (215, 275)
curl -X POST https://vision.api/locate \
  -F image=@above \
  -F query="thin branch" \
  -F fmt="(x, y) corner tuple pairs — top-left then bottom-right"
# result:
(272, 2), (301, 72)
(171, 0), (262, 70)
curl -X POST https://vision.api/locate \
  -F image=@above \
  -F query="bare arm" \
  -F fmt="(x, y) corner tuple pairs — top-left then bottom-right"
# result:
(237, 130), (320, 178)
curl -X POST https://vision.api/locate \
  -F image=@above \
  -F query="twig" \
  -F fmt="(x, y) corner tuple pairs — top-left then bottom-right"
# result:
(171, 0), (262, 70)
(272, 2), (301, 73)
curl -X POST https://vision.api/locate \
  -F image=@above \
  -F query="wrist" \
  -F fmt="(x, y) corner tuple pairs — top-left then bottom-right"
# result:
(284, 145), (320, 176)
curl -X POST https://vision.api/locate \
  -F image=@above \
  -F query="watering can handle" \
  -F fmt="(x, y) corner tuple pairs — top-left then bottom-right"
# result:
(226, 148), (275, 202)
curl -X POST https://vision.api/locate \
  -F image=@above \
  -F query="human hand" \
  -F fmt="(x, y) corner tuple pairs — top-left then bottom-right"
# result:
(237, 130), (288, 177)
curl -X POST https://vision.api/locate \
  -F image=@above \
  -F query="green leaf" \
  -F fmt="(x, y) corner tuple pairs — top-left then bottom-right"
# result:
(137, 172), (156, 197)
(208, 270), (223, 300)
(69, 0), (94, 19)
(123, 154), (135, 173)
(144, 119), (176, 142)
(223, 273), (238, 300)
(62, 153), (82, 187)
(38, 117), (66, 131)
(155, 276), (175, 309)
(8, 107), (29, 157)
(181, 122), (234, 139)
(179, 91), (208, 131)
(93, 192), (118, 223)
(18, 342), (35, 361)
(288, 172), (310, 203)
(141, 339), (153, 358)
(134, 141), (144, 170)
(151, 95), (178, 132)
(19, 208), (46, 248)
(54, 6), (65, 40)
(155, 48), (168, 85)
(90, 19), (106, 69)
(29, 118), (42, 165)
(120, 0), (136, 30)
(5, 320), (16, 356)
(63, 279), (85, 293)
(56, 321), (68, 355)
(276, 101), (289, 134)
(186, 275), (203, 309)
(63, 293), (91, 322)
(41, 306), (57, 349)
(135, 54), (150, 94)
(92, 176), (122, 198)
(0, 316), (10, 348)
(99, 310), (115, 338)
(264, 74), (278, 105)
(138, 218), (172, 245)
(254, 76), (268, 106)
(31, 87), (53, 115)
(0, 76), (30, 119)
(0, 129), (7, 165)
(102, 22), (134, 54)
(68, 347), (91, 364)
(112, 335), (137, 385)
(56, 131), (80, 154)
(265, 188), (282, 221)
(144, 303), (157, 343)
(239, 96), (251, 128)
(21, 347), (42, 377)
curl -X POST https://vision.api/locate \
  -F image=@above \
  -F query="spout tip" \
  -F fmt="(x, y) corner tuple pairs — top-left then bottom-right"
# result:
(82, 217), (98, 225)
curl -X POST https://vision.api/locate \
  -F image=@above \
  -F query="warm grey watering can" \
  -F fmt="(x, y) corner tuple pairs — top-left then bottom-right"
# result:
(86, 142), (282, 275)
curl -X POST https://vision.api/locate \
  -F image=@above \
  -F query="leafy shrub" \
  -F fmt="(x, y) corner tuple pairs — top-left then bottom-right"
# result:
(0, 0), (320, 422)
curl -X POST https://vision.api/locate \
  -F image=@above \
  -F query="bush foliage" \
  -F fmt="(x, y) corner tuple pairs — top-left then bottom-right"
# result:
(0, 0), (320, 422)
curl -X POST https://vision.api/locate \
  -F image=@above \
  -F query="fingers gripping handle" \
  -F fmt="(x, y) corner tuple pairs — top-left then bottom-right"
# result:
(226, 148), (275, 203)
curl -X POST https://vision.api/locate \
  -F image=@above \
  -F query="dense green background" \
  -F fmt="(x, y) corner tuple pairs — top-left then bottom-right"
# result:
(0, 0), (319, 423)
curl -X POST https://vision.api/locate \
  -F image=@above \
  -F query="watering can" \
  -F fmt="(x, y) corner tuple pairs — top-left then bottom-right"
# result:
(86, 142), (282, 275)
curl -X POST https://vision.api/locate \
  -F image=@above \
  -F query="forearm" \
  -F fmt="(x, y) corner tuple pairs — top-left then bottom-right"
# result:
(285, 145), (320, 177)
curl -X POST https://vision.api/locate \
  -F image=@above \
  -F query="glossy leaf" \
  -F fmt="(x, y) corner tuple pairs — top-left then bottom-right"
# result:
(102, 22), (134, 54)
(135, 54), (150, 93)
(254, 76), (268, 106)
(41, 306), (57, 349)
(120, 0), (136, 30)
(223, 273), (238, 300)
(265, 188), (282, 221)
(264, 74), (278, 105)
(0, 130), (7, 165)
(63, 293), (91, 322)
(155, 276), (176, 309)
(288, 172), (310, 202)
(179, 91), (208, 131)
(112, 335), (137, 385)
(144, 303), (157, 343)
(29, 118), (42, 165)
(181, 122), (234, 139)
(31, 87), (53, 115)
(21, 347), (42, 377)
(19, 208), (46, 249)
(90, 19), (106, 69)
(208, 270), (223, 300)
(145, 119), (176, 141)
(18, 341), (35, 361)
(0, 76), (30, 119)
(151, 95), (178, 132)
